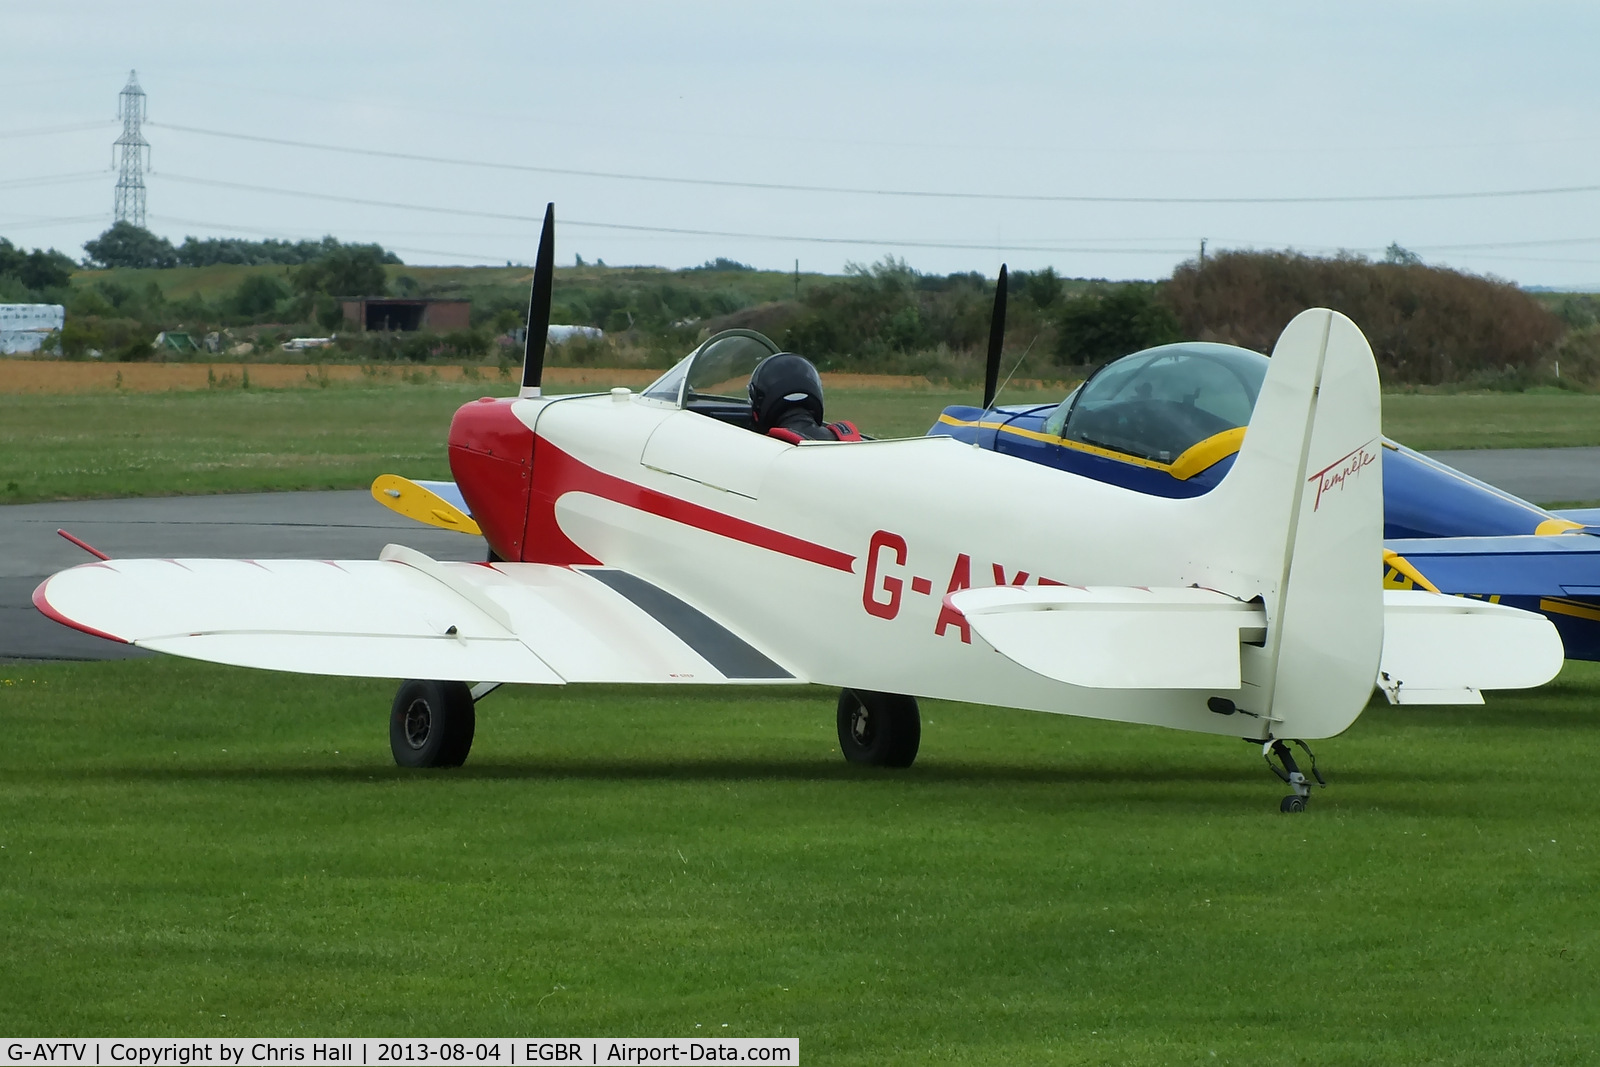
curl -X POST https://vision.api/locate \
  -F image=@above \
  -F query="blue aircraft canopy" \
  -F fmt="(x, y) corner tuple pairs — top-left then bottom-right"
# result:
(928, 337), (1580, 538)
(1043, 342), (1268, 464)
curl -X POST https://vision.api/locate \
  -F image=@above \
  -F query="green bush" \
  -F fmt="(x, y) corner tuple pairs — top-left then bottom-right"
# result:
(1163, 251), (1565, 385)
(173, 234), (402, 267)
(0, 238), (74, 292)
(1052, 284), (1181, 366)
(82, 222), (177, 269)
(1538, 292), (1600, 331)
(230, 275), (290, 319)
(781, 258), (990, 368)
(290, 245), (391, 298)
(115, 337), (155, 362)
(58, 315), (147, 360)
(1549, 324), (1600, 386)
(314, 296), (345, 332)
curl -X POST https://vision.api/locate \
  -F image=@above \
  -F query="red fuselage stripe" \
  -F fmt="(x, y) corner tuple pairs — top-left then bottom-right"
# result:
(535, 437), (857, 573)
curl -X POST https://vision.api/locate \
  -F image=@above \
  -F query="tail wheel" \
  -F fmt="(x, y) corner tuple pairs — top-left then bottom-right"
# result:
(390, 679), (476, 768)
(836, 688), (920, 768)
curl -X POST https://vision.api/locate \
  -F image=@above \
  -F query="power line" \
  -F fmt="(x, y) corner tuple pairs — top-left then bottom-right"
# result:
(0, 170), (111, 190)
(1413, 235), (1600, 251)
(1441, 252), (1600, 266)
(149, 121), (1600, 206)
(154, 173), (1196, 255)
(156, 74), (1600, 162)
(0, 213), (109, 232)
(0, 120), (115, 140)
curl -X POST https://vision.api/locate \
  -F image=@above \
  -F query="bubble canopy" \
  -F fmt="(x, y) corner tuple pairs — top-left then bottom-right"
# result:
(1041, 342), (1269, 464)
(642, 329), (783, 408)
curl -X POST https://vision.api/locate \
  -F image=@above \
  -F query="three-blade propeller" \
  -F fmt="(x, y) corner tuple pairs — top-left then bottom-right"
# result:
(520, 202), (556, 398)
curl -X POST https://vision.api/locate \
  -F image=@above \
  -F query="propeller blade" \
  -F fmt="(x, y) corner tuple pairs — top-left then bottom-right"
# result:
(520, 202), (556, 398)
(982, 263), (1008, 410)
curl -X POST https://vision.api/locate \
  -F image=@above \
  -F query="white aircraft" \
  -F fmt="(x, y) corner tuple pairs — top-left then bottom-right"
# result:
(34, 207), (1563, 810)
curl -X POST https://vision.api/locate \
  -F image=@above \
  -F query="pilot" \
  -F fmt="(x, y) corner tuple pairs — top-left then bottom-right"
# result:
(748, 352), (862, 443)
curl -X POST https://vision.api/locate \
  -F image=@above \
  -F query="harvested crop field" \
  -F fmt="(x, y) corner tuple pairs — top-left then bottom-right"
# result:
(0, 360), (1004, 396)
(0, 361), (653, 394)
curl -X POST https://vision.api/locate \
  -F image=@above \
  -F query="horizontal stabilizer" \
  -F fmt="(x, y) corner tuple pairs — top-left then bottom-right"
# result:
(950, 585), (1265, 690)
(951, 585), (1562, 704)
(34, 548), (801, 686)
(1377, 590), (1562, 704)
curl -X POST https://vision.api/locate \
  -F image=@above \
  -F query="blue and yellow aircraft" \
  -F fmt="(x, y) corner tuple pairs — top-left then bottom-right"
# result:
(929, 338), (1600, 660)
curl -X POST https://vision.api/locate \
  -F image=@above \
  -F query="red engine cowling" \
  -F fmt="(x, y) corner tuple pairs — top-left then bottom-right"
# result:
(448, 397), (535, 561)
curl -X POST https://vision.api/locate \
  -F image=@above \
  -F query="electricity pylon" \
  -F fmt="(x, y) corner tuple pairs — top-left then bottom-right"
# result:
(113, 70), (149, 228)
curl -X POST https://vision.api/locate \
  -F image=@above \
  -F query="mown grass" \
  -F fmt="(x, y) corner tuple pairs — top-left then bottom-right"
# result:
(0, 657), (1595, 1061)
(1380, 389), (1600, 451)
(0, 383), (1059, 504)
(4, 379), (1600, 505)
(0, 383), (484, 503)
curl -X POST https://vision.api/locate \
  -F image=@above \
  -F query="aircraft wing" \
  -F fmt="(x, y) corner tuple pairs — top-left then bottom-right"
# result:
(1387, 534), (1600, 598)
(33, 544), (801, 686)
(1552, 507), (1600, 529)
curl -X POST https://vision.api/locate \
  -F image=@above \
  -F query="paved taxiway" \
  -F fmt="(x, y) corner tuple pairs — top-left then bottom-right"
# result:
(3, 447), (1598, 661)
(3, 491), (479, 661)
(1428, 447), (1600, 507)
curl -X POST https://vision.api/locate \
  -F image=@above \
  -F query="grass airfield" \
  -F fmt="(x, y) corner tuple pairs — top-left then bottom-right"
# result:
(0, 380), (1058, 504)
(4, 367), (1600, 1060)
(1, 656), (1595, 1063)
(6, 372), (1600, 503)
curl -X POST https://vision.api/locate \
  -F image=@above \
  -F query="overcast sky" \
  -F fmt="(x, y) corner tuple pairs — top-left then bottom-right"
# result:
(5, 1), (1600, 286)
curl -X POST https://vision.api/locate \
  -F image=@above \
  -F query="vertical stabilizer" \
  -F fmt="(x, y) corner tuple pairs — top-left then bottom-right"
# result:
(1211, 309), (1384, 738)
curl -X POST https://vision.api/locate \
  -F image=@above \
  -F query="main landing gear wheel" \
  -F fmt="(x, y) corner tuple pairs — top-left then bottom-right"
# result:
(836, 688), (920, 768)
(390, 679), (476, 768)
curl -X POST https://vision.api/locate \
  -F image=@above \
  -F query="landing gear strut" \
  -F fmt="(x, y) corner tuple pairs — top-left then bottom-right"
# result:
(1260, 738), (1325, 812)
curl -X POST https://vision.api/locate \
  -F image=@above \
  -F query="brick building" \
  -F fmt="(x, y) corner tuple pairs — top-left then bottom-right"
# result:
(340, 297), (471, 332)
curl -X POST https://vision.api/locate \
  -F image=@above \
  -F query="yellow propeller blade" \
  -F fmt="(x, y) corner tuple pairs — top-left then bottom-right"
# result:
(370, 474), (483, 536)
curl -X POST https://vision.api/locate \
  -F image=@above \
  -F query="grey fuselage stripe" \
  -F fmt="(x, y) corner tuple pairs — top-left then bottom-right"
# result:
(584, 570), (793, 679)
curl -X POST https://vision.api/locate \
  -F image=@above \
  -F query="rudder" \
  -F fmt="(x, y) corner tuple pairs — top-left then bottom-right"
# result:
(1208, 309), (1384, 739)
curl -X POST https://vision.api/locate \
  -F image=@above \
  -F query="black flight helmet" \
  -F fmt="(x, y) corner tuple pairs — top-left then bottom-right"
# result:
(748, 353), (825, 430)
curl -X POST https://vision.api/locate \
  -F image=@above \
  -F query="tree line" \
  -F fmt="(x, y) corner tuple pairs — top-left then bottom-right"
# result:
(773, 251), (1591, 387)
(78, 221), (405, 271)
(5, 222), (1598, 387)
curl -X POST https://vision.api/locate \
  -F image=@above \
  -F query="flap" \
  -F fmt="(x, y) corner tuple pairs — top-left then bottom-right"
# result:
(36, 548), (801, 686)
(949, 585), (1266, 690)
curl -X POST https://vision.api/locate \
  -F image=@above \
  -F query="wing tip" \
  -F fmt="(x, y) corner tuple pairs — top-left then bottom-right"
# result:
(31, 576), (130, 644)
